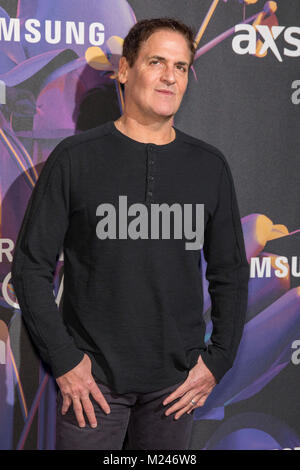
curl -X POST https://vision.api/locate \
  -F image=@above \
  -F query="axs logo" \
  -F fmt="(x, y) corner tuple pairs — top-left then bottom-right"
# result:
(232, 24), (300, 62)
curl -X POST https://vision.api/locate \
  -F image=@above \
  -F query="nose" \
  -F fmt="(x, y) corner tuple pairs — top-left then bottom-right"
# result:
(160, 64), (176, 85)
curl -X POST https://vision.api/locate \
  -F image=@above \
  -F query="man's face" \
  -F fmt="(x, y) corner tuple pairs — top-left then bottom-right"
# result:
(119, 29), (191, 120)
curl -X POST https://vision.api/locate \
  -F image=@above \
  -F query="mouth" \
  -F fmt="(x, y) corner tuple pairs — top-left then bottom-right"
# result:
(155, 90), (175, 95)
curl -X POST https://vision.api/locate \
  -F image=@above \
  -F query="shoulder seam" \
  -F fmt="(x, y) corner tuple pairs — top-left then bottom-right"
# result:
(178, 132), (227, 165)
(60, 126), (112, 153)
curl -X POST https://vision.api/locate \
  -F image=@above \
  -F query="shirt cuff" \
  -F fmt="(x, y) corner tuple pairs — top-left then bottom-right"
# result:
(198, 345), (232, 384)
(49, 344), (85, 379)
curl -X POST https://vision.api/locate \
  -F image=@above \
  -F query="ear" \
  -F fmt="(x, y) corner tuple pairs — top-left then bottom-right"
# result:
(117, 56), (129, 85)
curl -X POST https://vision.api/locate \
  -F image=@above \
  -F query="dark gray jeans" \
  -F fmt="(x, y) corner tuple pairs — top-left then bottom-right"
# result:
(55, 377), (195, 450)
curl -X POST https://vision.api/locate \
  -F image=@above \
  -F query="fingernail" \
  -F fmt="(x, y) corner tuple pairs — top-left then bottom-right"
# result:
(106, 409), (111, 414)
(91, 423), (97, 428)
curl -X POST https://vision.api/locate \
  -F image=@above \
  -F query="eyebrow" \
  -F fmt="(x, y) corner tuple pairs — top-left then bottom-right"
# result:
(147, 55), (189, 67)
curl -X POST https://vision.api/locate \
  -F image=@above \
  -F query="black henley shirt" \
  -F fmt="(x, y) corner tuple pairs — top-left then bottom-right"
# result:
(11, 120), (250, 394)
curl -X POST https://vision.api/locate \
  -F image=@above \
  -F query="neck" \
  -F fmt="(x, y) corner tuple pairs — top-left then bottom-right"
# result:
(114, 114), (176, 145)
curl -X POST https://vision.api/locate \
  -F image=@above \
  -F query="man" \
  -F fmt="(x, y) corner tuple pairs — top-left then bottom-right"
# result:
(11, 18), (250, 450)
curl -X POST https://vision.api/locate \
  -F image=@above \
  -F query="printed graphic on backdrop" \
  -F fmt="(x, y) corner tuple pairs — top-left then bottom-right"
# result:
(0, 0), (299, 450)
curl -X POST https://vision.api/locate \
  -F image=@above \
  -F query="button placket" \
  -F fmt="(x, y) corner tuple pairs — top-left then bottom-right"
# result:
(146, 145), (156, 204)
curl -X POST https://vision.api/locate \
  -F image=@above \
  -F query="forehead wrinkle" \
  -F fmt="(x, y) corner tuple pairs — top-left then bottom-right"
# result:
(138, 30), (191, 65)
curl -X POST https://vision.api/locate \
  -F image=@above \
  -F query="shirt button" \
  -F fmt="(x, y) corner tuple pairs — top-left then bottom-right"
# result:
(148, 191), (153, 197)
(149, 176), (154, 181)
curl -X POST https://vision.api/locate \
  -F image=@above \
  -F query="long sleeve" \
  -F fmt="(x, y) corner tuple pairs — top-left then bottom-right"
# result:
(200, 157), (250, 384)
(11, 140), (84, 379)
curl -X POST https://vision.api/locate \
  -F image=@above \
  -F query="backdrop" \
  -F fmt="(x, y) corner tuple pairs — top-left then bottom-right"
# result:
(0, 0), (299, 450)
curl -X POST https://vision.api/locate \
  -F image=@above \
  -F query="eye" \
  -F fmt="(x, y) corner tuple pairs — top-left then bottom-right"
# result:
(149, 60), (160, 65)
(176, 65), (187, 72)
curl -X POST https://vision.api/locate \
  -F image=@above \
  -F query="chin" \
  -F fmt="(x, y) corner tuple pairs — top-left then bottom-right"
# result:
(152, 107), (177, 117)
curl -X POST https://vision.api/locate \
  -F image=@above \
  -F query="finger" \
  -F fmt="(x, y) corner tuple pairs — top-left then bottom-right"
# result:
(81, 394), (98, 428)
(186, 401), (198, 415)
(61, 394), (72, 414)
(174, 393), (207, 419)
(187, 401), (197, 414)
(185, 394), (211, 417)
(165, 382), (215, 416)
(72, 397), (86, 428)
(186, 399), (200, 415)
(162, 382), (190, 406)
(89, 381), (111, 414)
(164, 390), (203, 417)
(175, 402), (198, 420)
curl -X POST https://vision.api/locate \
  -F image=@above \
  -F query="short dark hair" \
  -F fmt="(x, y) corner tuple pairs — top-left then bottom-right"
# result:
(122, 17), (196, 69)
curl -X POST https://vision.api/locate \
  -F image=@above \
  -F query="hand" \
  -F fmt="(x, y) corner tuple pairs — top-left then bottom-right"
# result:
(162, 355), (217, 419)
(55, 353), (111, 428)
